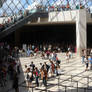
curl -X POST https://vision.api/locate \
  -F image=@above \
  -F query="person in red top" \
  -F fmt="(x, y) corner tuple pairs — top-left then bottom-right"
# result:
(66, 1), (70, 10)
(49, 5), (54, 12)
(80, 3), (84, 9)
(35, 67), (40, 87)
(34, 47), (38, 53)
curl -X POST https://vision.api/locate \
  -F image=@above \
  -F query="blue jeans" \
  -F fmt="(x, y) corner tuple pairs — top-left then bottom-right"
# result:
(82, 56), (85, 63)
(36, 76), (39, 86)
(43, 77), (47, 86)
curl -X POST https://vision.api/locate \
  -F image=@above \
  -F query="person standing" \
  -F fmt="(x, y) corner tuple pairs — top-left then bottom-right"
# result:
(30, 62), (35, 80)
(43, 62), (50, 73)
(16, 58), (20, 74)
(13, 72), (19, 92)
(88, 56), (92, 70)
(35, 67), (40, 87)
(43, 68), (47, 86)
(66, 51), (69, 63)
(85, 56), (89, 71)
(25, 67), (32, 89)
(81, 50), (85, 63)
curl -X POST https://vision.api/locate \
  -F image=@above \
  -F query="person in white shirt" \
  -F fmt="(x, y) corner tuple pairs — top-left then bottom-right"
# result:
(85, 56), (89, 71)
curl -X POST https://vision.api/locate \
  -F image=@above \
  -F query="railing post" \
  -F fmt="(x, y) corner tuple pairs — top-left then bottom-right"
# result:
(32, 87), (33, 92)
(71, 75), (72, 82)
(87, 76), (89, 88)
(46, 80), (47, 92)
(77, 81), (78, 92)
(58, 76), (60, 91)
(84, 88), (86, 92)
(65, 86), (67, 92)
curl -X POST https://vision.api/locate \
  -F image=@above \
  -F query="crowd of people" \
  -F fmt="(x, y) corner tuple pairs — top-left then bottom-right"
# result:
(0, 42), (20, 92)
(0, 10), (25, 32)
(1, 41), (92, 92)
(19, 43), (75, 58)
(0, 5), (47, 32)
(0, 42), (74, 92)
(23, 45), (74, 89)
(24, 59), (61, 88)
(0, 2), (88, 32)
(48, 3), (85, 12)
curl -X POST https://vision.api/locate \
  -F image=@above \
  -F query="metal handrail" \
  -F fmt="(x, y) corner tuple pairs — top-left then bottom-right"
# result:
(0, 12), (48, 39)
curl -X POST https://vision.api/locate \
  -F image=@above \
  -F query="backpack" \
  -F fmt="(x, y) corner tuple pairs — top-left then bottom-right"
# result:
(57, 60), (61, 64)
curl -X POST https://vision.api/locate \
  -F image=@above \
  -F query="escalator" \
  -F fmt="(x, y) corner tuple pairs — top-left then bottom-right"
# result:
(0, 12), (48, 39)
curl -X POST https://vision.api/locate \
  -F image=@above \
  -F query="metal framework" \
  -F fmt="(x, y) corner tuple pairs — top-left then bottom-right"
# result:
(0, 0), (91, 16)
(0, 0), (91, 39)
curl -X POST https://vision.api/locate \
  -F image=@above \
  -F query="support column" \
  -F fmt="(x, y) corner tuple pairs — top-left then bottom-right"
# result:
(76, 9), (87, 57)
